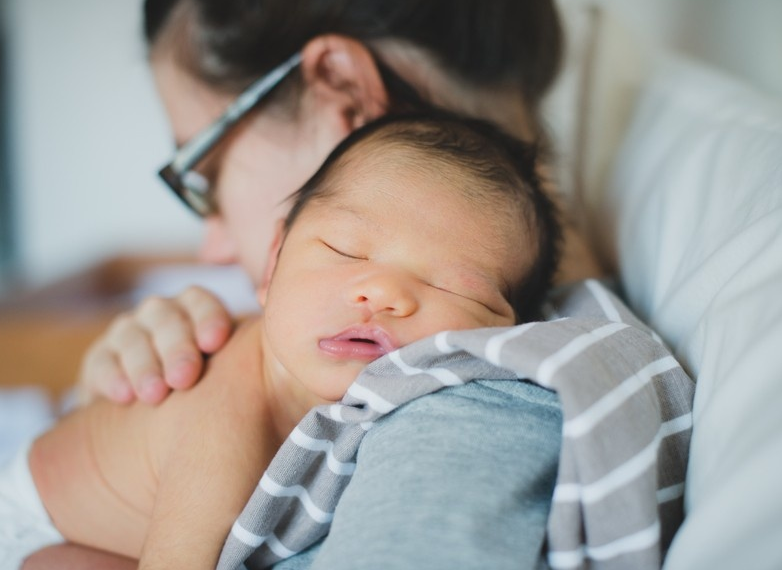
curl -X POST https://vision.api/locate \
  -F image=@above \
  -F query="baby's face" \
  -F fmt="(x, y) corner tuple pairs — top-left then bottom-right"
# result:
(261, 150), (529, 401)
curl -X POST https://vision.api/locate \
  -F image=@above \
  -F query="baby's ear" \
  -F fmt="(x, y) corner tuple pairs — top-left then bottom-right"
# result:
(257, 219), (286, 307)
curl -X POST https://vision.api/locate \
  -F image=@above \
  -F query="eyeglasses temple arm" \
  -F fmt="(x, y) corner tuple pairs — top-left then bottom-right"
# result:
(171, 52), (303, 174)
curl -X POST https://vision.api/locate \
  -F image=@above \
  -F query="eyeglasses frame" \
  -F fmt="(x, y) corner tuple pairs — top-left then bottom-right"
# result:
(158, 52), (303, 217)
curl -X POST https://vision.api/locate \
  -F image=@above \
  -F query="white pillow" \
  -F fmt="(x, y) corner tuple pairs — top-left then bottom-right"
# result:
(603, 56), (782, 569)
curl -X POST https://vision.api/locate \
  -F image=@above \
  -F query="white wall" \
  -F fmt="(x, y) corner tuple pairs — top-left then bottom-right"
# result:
(3, 0), (781, 288)
(595, 0), (782, 99)
(5, 0), (202, 287)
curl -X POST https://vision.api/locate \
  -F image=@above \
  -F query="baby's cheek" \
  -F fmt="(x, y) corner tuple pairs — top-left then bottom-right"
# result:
(420, 308), (488, 336)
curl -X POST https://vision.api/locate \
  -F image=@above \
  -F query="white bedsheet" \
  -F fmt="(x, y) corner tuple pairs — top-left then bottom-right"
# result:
(0, 388), (56, 467)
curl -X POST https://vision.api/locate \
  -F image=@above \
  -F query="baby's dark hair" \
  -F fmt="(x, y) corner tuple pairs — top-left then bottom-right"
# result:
(284, 112), (562, 323)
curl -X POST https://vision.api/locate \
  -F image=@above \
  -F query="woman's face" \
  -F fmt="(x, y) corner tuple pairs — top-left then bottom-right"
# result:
(151, 52), (345, 285)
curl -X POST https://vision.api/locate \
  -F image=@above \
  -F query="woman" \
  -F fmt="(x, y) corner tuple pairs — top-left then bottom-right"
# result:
(27, 0), (601, 567)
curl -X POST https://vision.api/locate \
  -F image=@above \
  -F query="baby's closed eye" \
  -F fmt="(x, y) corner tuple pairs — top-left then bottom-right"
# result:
(320, 239), (367, 260)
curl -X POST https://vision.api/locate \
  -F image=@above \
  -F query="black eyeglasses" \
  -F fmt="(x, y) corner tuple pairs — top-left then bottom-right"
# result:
(158, 53), (302, 218)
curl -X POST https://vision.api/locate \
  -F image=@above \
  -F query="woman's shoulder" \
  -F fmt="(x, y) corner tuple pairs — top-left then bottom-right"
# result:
(362, 378), (562, 461)
(319, 379), (562, 570)
(391, 377), (560, 418)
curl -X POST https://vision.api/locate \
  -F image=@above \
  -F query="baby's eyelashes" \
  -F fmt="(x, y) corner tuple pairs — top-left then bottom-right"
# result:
(430, 281), (510, 317)
(321, 240), (366, 260)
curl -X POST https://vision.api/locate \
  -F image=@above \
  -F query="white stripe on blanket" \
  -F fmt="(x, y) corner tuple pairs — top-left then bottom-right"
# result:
(217, 280), (694, 570)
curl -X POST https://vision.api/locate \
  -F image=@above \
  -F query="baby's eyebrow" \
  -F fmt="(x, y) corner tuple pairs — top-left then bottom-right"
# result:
(330, 200), (363, 217)
(319, 200), (384, 239)
(326, 200), (374, 227)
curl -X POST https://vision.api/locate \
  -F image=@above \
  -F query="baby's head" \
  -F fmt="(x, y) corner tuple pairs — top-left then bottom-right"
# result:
(283, 112), (562, 323)
(259, 112), (562, 401)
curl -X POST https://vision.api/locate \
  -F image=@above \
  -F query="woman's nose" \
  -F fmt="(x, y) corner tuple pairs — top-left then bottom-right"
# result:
(349, 270), (419, 318)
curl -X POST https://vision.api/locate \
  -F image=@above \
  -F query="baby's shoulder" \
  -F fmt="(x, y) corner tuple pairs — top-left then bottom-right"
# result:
(148, 323), (268, 459)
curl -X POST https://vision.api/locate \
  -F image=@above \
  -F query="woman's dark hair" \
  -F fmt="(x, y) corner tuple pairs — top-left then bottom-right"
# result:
(143, 0), (563, 141)
(284, 112), (563, 323)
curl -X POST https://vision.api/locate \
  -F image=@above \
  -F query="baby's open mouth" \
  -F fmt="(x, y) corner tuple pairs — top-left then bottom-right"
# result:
(319, 327), (398, 360)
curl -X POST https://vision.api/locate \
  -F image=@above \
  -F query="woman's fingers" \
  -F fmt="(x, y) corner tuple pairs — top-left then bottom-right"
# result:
(138, 295), (204, 391)
(137, 287), (234, 390)
(77, 287), (234, 405)
(108, 309), (170, 404)
(178, 286), (234, 353)
(78, 342), (135, 405)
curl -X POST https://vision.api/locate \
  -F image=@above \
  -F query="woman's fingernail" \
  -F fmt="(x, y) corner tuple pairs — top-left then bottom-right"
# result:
(199, 321), (229, 351)
(111, 381), (135, 403)
(169, 357), (198, 388)
(140, 374), (165, 402)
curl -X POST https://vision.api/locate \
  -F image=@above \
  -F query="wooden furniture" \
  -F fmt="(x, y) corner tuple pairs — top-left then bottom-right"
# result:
(0, 255), (192, 400)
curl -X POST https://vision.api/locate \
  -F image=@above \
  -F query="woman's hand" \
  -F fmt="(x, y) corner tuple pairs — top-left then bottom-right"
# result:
(78, 286), (234, 405)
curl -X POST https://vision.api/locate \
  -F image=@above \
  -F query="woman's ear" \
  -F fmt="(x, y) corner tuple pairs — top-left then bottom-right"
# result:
(300, 35), (389, 131)
(257, 218), (287, 307)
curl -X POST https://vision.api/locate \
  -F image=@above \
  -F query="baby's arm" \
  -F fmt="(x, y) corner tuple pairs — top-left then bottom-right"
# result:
(22, 544), (136, 570)
(140, 412), (263, 568)
(138, 323), (272, 569)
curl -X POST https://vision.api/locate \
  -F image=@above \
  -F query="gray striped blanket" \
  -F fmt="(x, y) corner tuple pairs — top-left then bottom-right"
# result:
(217, 279), (695, 570)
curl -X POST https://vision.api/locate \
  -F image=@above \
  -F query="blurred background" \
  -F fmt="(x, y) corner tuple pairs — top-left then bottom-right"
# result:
(0, 0), (198, 293)
(0, 0), (779, 396)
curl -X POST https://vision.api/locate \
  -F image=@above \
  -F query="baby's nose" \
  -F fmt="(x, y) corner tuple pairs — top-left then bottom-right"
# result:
(349, 270), (418, 318)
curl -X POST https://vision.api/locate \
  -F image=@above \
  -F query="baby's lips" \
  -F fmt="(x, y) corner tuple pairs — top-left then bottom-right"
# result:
(319, 325), (399, 359)
(331, 325), (398, 353)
